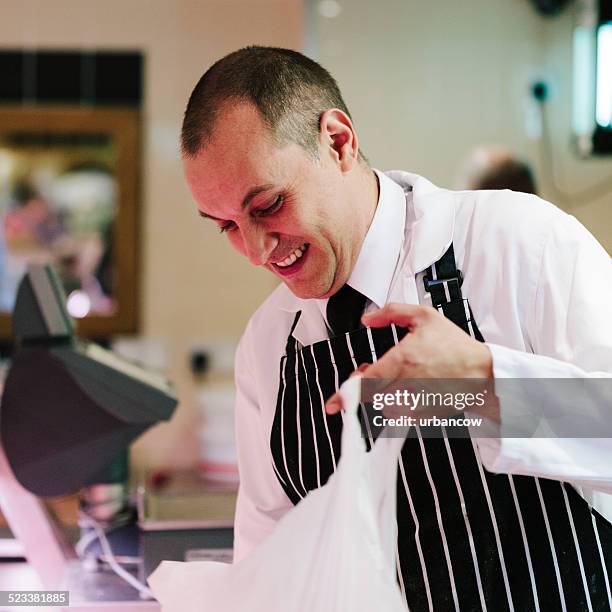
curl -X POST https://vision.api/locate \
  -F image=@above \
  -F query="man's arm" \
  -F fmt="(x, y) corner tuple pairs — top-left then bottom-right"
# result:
(325, 210), (612, 490)
(474, 212), (612, 489)
(232, 325), (293, 562)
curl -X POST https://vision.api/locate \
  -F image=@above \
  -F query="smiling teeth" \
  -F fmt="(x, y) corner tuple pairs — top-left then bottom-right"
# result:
(276, 244), (307, 267)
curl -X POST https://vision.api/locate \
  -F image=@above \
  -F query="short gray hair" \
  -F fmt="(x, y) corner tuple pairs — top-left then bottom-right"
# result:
(181, 46), (357, 159)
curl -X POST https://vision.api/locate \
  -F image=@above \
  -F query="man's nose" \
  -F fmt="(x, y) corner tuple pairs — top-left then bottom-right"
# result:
(241, 226), (278, 266)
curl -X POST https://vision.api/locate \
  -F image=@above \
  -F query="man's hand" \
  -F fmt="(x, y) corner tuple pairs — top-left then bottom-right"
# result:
(325, 303), (495, 416)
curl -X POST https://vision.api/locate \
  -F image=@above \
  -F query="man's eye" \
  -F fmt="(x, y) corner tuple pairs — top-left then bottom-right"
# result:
(257, 195), (283, 217)
(219, 221), (237, 234)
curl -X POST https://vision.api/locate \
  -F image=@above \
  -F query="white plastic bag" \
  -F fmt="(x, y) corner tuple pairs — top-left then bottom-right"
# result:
(148, 376), (407, 612)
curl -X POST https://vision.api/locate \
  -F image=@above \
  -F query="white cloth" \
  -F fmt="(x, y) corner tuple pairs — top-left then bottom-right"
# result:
(149, 376), (407, 612)
(232, 169), (612, 563)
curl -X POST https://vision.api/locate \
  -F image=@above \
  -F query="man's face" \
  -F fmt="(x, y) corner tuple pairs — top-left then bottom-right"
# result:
(183, 103), (362, 299)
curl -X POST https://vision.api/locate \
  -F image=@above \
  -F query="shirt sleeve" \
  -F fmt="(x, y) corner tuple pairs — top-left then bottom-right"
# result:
(232, 324), (293, 562)
(475, 212), (612, 490)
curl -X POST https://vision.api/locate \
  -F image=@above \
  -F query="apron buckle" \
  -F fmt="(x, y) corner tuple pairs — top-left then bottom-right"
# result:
(423, 270), (463, 293)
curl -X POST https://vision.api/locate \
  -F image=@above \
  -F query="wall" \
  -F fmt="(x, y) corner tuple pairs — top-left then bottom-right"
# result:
(311, 0), (612, 252)
(0, 0), (302, 474)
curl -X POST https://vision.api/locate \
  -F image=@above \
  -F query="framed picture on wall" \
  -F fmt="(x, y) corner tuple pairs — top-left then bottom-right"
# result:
(0, 107), (140, 338)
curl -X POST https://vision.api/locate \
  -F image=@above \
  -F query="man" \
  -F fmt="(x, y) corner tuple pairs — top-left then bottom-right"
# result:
(181, 47), (612, 611)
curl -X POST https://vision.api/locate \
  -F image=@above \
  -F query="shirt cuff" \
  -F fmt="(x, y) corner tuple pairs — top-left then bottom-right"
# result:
(476, 343), (612, 483)
(475, 343), (549, 472)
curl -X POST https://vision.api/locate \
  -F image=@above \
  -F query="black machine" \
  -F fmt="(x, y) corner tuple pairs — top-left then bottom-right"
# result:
(0, 263), (177, 497)
(0, 265), (232, 602)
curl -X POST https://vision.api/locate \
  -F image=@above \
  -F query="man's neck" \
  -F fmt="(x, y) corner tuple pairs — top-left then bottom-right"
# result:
(361, 165), (379, 225)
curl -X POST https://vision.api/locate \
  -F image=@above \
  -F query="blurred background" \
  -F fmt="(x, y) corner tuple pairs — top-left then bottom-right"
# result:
(0, 0), (610, 506)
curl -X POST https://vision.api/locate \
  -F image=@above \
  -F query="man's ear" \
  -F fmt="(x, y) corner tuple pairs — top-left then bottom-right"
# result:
(319, 109), (359, 171)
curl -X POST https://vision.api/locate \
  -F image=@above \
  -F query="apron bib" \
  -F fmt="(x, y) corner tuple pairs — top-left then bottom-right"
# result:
(270, 245), (612, 612)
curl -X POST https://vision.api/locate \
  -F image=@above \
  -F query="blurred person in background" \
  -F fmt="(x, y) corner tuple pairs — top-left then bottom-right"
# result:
(458, 145), (538, 194)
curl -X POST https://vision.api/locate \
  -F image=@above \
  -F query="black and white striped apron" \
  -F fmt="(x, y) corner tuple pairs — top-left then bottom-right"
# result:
(270, 244), (612, 612)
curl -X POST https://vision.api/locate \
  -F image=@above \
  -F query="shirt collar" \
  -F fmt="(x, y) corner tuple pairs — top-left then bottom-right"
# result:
(386, 170), (456, 274)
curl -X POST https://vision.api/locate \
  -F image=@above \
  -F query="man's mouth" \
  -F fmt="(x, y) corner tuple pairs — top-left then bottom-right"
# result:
(272, 243), (309, 276)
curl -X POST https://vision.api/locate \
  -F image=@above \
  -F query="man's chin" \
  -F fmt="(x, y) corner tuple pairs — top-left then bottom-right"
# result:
(281, 276), (332, 301)
(284, 283), (323, 300)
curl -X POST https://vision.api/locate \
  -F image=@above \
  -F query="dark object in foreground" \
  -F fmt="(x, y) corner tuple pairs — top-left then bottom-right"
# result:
(0, 264), (177, 497)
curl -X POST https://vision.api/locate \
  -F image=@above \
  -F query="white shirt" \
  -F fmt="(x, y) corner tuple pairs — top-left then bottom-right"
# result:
(232, 170), (612, 562)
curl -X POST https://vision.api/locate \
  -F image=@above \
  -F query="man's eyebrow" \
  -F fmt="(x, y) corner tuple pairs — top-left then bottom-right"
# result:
(198, 210), (221, 221)
(241, 184), (274, 209)
(198, 184), (275, 220)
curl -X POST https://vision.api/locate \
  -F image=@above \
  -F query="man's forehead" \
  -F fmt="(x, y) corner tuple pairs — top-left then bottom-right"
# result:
(183, 104), (307, 210)
(184, 154), (269, 211)
(185, 105), (265, 169)
(183, 148), (287, 217)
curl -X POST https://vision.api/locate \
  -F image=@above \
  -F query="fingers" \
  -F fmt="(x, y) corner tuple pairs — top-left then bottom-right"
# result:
(325, 393), (342, 414)
(359, 348), (407, 381)
(362, 303), (434, 328)
(325, 363), (369, 414)
(327, 350), (412, 414)
(353, 363), (370, 375)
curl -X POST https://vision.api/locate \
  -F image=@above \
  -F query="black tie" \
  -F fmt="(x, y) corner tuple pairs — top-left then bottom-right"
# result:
(326, 284), (368, 336)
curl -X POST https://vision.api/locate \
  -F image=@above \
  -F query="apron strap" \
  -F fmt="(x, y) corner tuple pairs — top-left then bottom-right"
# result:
(423, 244), (484, 342)
(284, 311), (302, 353)
(423, 243), (463, 306)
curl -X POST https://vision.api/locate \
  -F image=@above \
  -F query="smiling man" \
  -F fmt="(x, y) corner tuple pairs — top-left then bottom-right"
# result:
(181, 47), (612, 611)
(182, 72), (378, 301)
